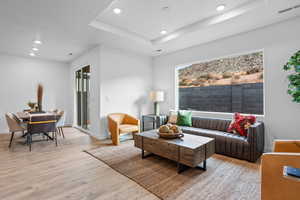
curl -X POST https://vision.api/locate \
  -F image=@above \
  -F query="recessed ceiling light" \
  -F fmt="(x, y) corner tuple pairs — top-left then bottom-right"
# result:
(113, 8), (122, 14)
(216, 4), (226, 11)
(29, 52), (36, 56)
(32, 47), (39, 51)
(34, 40), (42, 45)
(162, 6), (170, 11)
(160, 30), (167, 35)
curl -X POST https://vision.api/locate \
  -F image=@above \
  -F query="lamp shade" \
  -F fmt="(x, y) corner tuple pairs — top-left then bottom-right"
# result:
(150, 91), (164, 102)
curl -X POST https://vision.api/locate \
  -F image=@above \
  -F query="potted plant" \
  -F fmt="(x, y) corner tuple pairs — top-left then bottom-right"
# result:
(283, 50), (300, 102)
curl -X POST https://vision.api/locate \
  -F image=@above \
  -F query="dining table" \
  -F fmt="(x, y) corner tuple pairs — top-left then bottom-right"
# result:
(15, 111), (60, 141)
(16, 111), (59, 121)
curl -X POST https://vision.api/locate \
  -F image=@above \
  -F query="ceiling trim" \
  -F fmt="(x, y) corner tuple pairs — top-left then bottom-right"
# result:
(89, 20), (151, 45)
(90, 0), (265, 47)
(152, 0), (265, 45)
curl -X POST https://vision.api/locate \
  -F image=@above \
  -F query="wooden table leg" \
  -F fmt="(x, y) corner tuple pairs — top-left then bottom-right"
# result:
(177, 160), (207, 174)
(177, 163), (189, 174)
(196, 160), (207, 171)
(142, 149), (145, 159)
(142, 149), (153, 159)
(142, 116), (145, 131)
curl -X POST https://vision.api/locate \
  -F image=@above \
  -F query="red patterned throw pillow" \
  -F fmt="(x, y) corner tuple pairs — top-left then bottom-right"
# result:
(227, 113), (256, 137)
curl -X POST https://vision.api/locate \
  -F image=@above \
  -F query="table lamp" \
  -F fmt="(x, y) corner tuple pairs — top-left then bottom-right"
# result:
(150, 91), (164, 116)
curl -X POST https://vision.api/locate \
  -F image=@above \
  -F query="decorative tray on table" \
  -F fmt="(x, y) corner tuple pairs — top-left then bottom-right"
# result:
(157, 124), (184, 139)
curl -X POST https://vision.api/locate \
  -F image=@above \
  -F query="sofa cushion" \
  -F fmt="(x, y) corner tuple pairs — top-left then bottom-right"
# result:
(180, 126), (226, 138)
(167, 110), (178, 124)
(192, 116), (232, 132)
(180, 126), (246, 141)
(180, 126), (250, 160)
(227, 113), (256, 137)
(177, 111), (192, 127)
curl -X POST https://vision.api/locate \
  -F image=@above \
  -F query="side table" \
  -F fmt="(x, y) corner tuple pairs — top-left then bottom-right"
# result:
(142, 114), (167, 131)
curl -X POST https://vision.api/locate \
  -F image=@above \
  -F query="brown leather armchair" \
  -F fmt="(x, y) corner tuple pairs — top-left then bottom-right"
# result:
(261, 140), (300, 200)
(108, 113), (140, 145)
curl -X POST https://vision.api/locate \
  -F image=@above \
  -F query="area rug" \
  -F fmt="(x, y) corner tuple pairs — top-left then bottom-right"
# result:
(84, 141), (260, 200)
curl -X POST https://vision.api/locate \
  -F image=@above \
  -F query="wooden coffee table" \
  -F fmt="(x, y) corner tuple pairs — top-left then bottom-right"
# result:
(134, 130), (215, 173)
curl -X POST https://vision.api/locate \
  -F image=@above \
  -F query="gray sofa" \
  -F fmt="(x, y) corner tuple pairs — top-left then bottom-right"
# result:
(178, 116), (265, 162)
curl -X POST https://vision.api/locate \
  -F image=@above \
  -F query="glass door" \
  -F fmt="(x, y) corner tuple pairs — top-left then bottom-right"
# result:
(75, 66), (90, 130)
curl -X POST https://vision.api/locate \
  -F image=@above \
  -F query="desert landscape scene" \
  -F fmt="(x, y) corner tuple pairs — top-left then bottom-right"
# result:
(179, 52), (263, 88)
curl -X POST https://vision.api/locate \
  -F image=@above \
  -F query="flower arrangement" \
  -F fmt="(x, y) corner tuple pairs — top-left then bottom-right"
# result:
(27, 101), (37, 110)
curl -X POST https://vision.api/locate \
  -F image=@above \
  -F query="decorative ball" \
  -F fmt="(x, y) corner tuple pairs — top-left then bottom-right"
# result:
(170, 125), (181, 133)
(166, 123), (173, 128)
(159, 125), (170, 133)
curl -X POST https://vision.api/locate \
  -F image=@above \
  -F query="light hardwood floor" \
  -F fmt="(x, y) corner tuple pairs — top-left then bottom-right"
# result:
(0, 128), (158, 200)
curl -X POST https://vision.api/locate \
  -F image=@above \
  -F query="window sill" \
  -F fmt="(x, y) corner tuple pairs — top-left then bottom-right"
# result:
(181, 110), (265, 121)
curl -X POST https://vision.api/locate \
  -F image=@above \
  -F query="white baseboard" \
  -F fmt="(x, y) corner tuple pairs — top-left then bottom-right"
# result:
(72, 125), (108, 140)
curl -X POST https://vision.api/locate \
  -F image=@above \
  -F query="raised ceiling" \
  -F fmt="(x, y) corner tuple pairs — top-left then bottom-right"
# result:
(92, 0), (300, 51)
(0, 0), (299, 62)
(95, 0), (251, 40)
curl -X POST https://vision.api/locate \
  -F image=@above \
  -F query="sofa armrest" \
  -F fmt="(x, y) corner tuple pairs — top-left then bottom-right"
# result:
(261, 153), (300, 200)
(247, 122), (265, 161)
(247, 122), (264, 146)
(273, 140), (300, 153)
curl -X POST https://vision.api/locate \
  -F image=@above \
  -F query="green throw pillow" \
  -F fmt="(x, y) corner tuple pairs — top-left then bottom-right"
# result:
(176, 111), (192, 127)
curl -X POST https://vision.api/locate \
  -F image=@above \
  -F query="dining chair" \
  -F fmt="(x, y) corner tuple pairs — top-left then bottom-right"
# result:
(56, 110), (66, 138)
(5, 113), (26, 148)
(27, 114), (57, 151)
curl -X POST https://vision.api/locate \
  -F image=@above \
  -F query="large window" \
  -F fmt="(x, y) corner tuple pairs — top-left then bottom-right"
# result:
(178, 51), (264, 115)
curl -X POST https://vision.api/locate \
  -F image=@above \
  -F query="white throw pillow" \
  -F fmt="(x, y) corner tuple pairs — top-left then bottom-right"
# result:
(168, 110), (178, 124)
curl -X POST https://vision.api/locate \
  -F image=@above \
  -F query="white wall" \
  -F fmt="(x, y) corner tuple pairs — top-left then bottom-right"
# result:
(153, 17), (300, 151)
(0, 53), (72, 133)
(70, 45), (152, 139)
(99, 46), (153, 137)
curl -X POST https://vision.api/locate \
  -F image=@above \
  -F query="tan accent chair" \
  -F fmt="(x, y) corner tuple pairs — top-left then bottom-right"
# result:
(108, 113), (140, 145)
(5, 113), (26, 148)
(261, 140), (300, 200)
